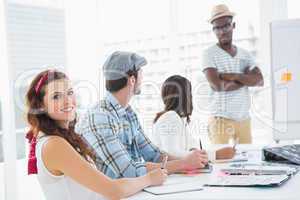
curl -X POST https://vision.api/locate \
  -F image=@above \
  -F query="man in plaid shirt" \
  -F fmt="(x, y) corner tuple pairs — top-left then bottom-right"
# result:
(76, 51), (208, 178)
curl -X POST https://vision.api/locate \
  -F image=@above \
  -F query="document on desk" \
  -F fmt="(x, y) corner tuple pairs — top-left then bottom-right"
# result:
(205, 175), (290, 187)
(222, 164), (297, 175)
(143, 182), (203, 195)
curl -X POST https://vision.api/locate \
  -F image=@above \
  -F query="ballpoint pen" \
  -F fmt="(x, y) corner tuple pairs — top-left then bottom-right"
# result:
(233, 137), (239, 150)
(199, 139), (203, 150)
(161, 154), (168, 169)
(199, 138), (211, 170)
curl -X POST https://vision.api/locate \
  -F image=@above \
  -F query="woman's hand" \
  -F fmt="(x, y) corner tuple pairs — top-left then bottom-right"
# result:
(216, 147), (236, 160)
(182, 150), (208, 170)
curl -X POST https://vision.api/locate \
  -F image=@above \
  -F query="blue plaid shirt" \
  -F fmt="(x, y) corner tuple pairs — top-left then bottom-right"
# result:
(75, 92), (163, 178)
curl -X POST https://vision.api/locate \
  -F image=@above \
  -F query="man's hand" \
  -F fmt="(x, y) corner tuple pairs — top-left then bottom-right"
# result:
(146, 162), (160, 172)
(219, 73), (241, 81)
(182, 150), (208, 170)
(216, 147), (236, 160)
(147, 168), (168, 186)
(219, 66), (264, 87)
(244, 66), (251, 74)
(204, 68), (245, 92)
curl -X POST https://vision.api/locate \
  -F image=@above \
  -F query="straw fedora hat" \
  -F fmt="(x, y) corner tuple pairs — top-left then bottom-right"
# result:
(208, 4), (235, 24)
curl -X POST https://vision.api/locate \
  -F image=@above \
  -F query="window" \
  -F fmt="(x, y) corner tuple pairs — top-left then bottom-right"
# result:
(100, 0), (171, 139)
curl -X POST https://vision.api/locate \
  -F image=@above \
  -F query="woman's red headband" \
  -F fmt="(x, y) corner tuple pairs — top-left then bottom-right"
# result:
(34, 70), (61, 94)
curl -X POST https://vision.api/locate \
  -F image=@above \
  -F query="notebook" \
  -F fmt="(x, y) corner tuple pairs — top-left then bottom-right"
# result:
(144, 182), (203, 195)
(175, 164), (213, 174)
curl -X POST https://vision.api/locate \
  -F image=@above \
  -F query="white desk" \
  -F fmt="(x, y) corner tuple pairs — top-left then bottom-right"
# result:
(126, 145), (300, 200)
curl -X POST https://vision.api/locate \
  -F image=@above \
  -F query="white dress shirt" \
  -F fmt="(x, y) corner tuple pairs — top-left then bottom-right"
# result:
(152, 111), (216, 161)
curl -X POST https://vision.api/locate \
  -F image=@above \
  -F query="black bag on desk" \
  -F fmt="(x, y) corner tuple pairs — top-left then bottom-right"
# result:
(262, 145), (300, 165)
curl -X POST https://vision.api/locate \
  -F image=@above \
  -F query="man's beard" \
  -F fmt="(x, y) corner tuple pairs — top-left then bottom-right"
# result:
(133, 84), (141, 95)
(134, 87), (141, 95)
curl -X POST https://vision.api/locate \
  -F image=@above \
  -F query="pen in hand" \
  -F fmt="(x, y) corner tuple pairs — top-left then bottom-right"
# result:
(199, 138), (211, 170)
(233, 137), (239, 151)
(161, 154), (168, 169)
(199, 139), (203, 150)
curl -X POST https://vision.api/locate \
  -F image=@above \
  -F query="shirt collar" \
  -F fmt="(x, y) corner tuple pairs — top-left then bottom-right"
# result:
(105, 92), (129, 117)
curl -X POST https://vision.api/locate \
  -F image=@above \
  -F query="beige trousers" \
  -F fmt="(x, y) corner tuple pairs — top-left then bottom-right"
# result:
(208, 117), (252, 144)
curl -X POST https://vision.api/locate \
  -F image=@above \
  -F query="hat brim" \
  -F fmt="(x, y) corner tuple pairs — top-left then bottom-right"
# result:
(208, 12), (235, 24)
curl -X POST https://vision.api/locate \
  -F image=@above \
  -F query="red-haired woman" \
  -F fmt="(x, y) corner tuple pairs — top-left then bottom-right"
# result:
(25, 69), (167, 200)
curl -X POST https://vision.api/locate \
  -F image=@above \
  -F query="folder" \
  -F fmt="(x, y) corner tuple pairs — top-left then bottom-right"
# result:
(204, 174), (290, 187)
(221, 164), (297, 176)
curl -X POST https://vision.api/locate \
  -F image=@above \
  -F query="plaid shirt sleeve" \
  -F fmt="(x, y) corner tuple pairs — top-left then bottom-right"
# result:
(77, 109), (147, 178)
(134, 114), (164, 163)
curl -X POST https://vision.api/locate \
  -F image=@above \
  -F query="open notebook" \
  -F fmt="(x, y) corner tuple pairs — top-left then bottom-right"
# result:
(143, 175), (203, 195)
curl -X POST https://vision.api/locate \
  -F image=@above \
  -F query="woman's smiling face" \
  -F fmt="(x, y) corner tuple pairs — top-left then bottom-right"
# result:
(42, 78), (76, 128)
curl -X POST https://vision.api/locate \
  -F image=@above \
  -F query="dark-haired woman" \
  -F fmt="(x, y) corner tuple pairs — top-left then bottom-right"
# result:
(25, 69), (167, 200)
(153, 75), (235, 162)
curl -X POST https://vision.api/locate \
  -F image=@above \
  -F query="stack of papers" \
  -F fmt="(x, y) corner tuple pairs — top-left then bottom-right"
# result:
(205, 175), (290, 187)
(222, 163), (298, 175)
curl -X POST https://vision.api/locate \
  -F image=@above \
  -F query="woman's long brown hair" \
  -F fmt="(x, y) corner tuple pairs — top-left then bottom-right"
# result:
(26, 69), (96, 163)
(154, 75), (193, 124)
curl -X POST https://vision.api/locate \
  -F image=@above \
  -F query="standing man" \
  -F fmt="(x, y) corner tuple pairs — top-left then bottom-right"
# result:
(201, 4), (264, 144)
(76, 51), (208, 178)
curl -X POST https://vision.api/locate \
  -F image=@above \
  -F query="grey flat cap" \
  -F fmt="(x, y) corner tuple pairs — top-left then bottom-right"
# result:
(103, 51), (147, 80)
